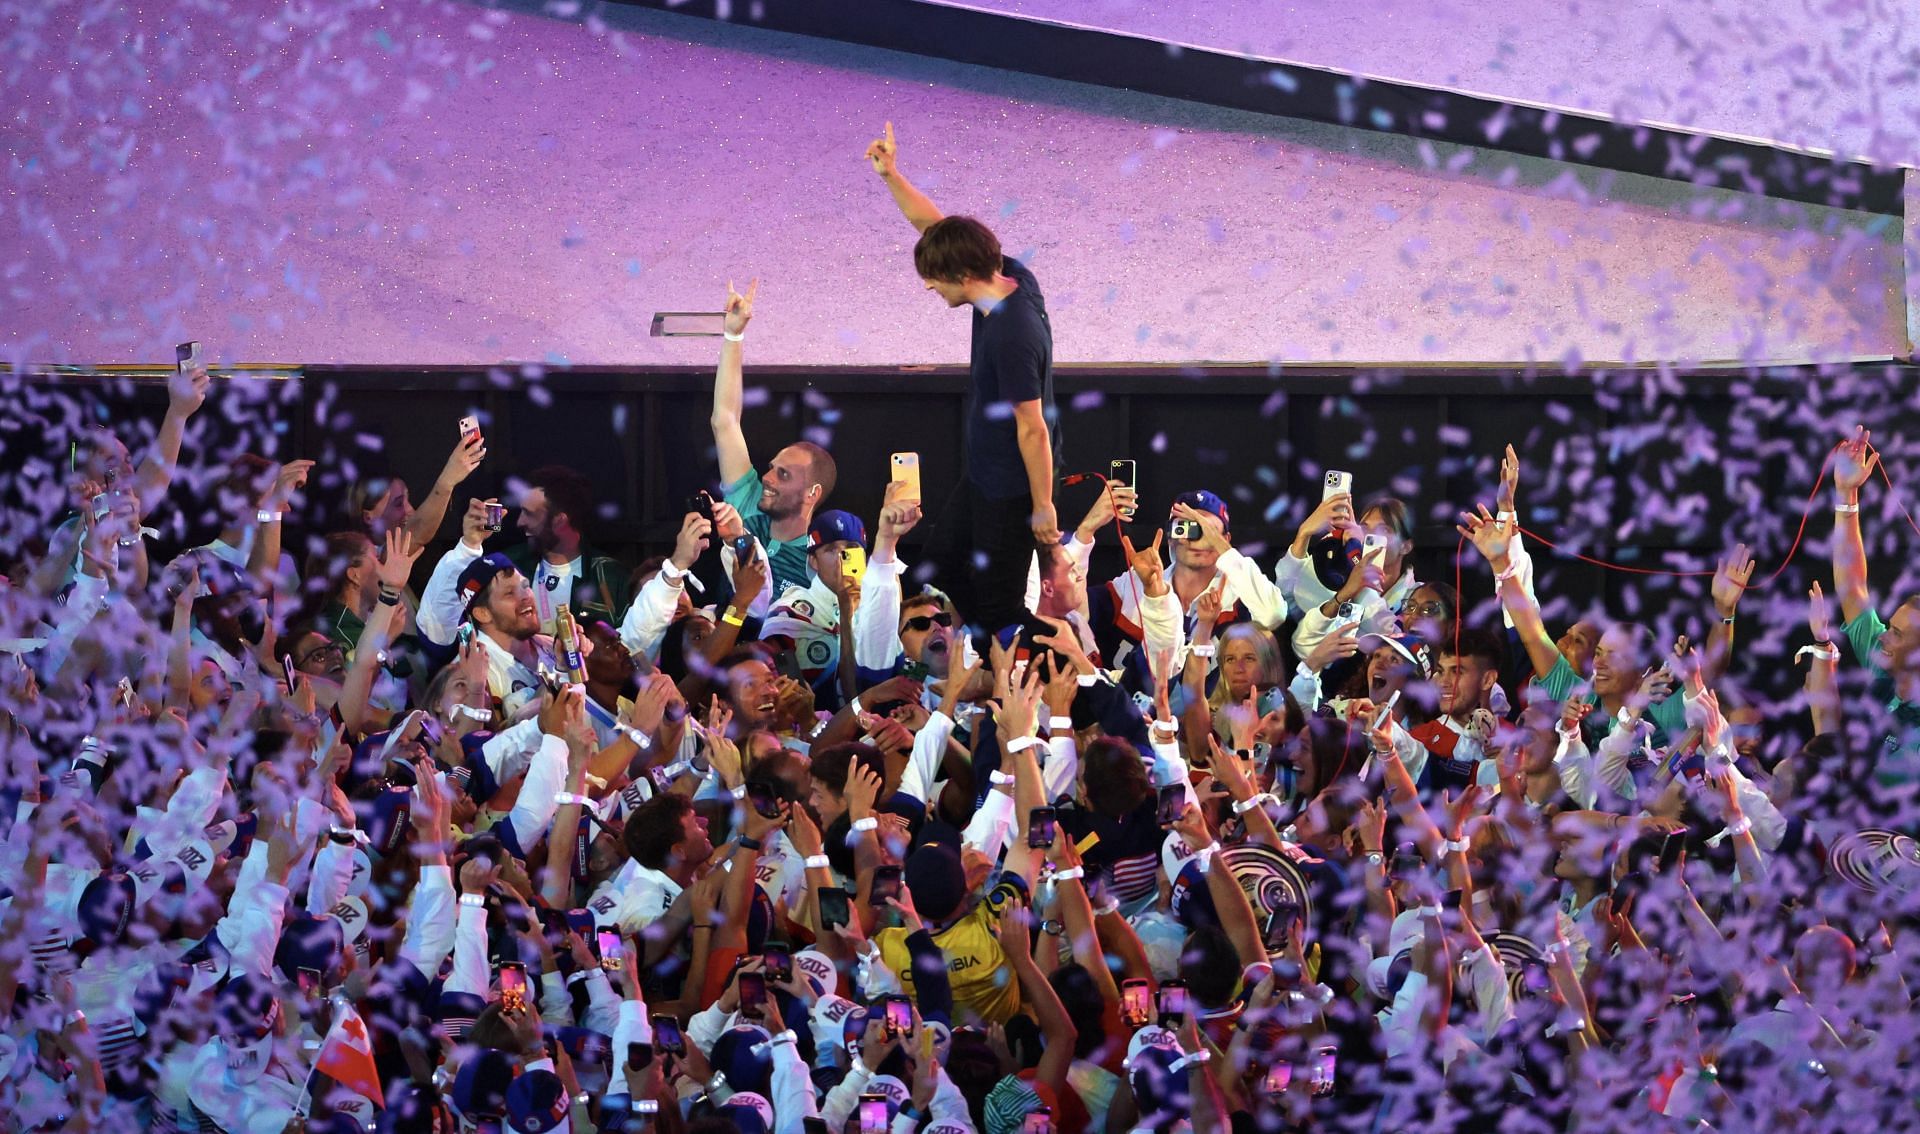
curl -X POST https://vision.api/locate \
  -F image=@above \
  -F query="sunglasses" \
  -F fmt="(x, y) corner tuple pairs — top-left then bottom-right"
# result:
(904, 611), (955, 633)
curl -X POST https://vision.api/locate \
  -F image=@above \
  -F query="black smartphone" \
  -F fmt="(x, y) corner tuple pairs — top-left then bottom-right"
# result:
(1108, 459), (1136, 489)
(869, 865), (902, 907)
(1442, 888), (1464, 911)
(1028, 806), (1057, 850)
(625, 1041), (653, 1071)
(1156, 978), (1189, 1024)
(651, 1015), (685, 1056)
(736, 971), (766, 1018)
(1120, 978), (1152, 1028)
(1155, 784), (1185, 827)
(745, 781), (783, 820)
(1656, 828), (1689, 872)
(883, 993), (914, 1038)
(804, 1120), (829, 1134)
(687, 490), (716, 523)
(1265, 900), (1302, 950)
(762, 942), (792, 984)
(819, 886), (853, 931)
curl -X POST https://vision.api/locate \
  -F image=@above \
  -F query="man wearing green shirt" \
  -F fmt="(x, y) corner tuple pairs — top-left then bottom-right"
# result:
(1829, 427), (1920, 787)
(708, 280), (837, 598)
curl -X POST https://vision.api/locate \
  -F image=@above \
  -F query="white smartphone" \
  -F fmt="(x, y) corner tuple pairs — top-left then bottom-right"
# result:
(458, 415), (483, 445)
(890, 452), (922, 505)
(1323, 470), (1352, 501)
(1362, 533), (1387, 564)
(175, 341), (201, 373)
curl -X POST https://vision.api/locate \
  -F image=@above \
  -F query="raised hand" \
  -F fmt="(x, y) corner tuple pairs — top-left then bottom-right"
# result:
(377, 528), (425, 593)
(1808, 580), (1833, 644)
(1303, 622), (1361, 673)
(1171, 503), (1229, 554)
(865, 120), (899, 177)
(1192, 579), (1226, 627)
(1833, 426), (1879, 498)
(461, 498), (498, 548)
(1295, 493), (1354, 545)
(1712, 543), (1755, 620)
(1496, 444), (1520, 515)
(724, 278), (758, 337)
(168, 356), (211, 416)
(994, 659), (1044, 740)
(439, 432), (486, 489)
(1455, 504), (1513, 567)
(1122, 530), (1168, 598)
(264, 459), (316, 511)
(671, 511), (713, 570)
(730, 544), (769, 607)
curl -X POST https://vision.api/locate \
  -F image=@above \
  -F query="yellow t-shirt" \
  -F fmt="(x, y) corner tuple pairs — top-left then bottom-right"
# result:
(878, 902), (1022, 1025)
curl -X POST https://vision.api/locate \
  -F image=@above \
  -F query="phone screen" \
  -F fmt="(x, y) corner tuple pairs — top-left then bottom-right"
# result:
(762, 943), (792, 984)
(497, 963), (527, 1009)
(1156, 784), (1185, 827)
(1157, 980), (1188, 1022)
(884, 995), (913, 1037)
(596, 929), (624, 969)
(1262, 1061), (1293, 1095)
(1021, 1107), (1054, 1134)
(175, 341), (199, 371)
(736, 971), (766, 1016)
(1310, 1046), (1337, 1095)
(869, 866), (902, 907)
(1121, 979), (1152, 1026)
(1028, 806), (1057, 849)
(858, 1097), (890, 1134)
(652, 1015), (685, 1055)
(819, 887), (852, 930)
(1656, 829), (1688, 872)
(1109, 459), (1136, 488)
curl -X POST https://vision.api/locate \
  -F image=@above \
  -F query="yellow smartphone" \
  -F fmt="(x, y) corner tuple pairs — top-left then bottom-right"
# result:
(839, 545), (867, 586)
(889, 452), (922, 505)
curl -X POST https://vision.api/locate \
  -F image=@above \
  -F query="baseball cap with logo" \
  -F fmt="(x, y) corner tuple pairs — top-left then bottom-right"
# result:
(806, 510), (867, 550)
(506, 1069), (570, 1134)
(719, 1091), (774, 1134)
(792, 948), (838, 998)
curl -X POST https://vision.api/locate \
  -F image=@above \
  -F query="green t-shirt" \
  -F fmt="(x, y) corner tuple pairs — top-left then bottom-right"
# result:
(723, 470), (813, 597)
(1530, 654), (1687, 747)
(1840, 607), (1920, 786)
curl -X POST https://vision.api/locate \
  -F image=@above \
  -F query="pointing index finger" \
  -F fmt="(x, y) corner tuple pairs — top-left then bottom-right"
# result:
(884, 120), (895, 146)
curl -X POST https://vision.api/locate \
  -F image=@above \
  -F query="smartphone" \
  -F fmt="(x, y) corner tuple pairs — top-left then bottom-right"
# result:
(1028, 806), (1057, 849)
(1262, 1061), (1293, 1096)
(1656, 828), (1688, 872)
(1120, 978), (1152, 1028)
(882, 993), (914, 1038)
(1265, 900), (1302, 950)
(1371, 689), (1401, 731)
(745, 781), (783, 820)
(1155, 784), (1186, 828)
(818, 887), (853, 931)
(114, 676), (137, 709)
(1169, 518), (1200, 541)
(458, 415), (483, 445)
(687, 490), (716, 523)
(596, 929), (624, 971)
(1442, 888), (1464, 911)
(1361, 533), (1387, 565)
(297, 967), (322, 996)
(803, 1120), (829, 1134)
(1156, 979), (1189, 1024)
(625, 1041), (653, 1071)
(839, 545), (867, 587)
(1310, 1045), (1337, 1095)
(890, 452), (922, 505)
(1022, 1106), (1054, 1134)
(869, 865), (902, 907)
(175, 341), (201, 372)
(762, 943), (792, 985)
(483, 501), (506, 532)
(652, 1015), (685, 1056)
(497, 962), (528, 1011)
(736, 971), (766, 1017)
(858, 1095), (890, 1134)
(1323, 469), (1353, 501)
(1108, 459), (1137, 490)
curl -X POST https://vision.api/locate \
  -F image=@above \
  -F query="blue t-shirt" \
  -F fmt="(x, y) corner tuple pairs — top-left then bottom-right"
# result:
(966, 257), (1058, 499)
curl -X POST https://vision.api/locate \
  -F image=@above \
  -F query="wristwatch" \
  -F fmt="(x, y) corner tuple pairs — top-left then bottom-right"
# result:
(1365, 851), (1385, 868)
(1040, 918), (1065, 935)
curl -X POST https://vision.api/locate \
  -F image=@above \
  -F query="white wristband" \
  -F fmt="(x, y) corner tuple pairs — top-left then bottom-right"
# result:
(1188, 643), (1216, 659)
(1193, 841), (1222, 874)
(723, 329), (746, 343)
(1834, 502), (1860, 514)
(555, 792), (595, 808)
(1725, 815), (1753, 837)
(1440, 837), (1469, 855)
(256, 510), (282, 525)
(1796, 642), (1840, 663)
(1048, 716), (1074, 733)
(617, 725), (654, 751)
(730, 784), (748, 800)
(850, 817), (879, 833)
(459, 894), (486, 908)
(1169, 1050), (1212, 1073)
(1494, 559), (1524, 583)
(1006, 736), (1046, 754)
(1051, 866), (1085, 882)
(1231, 792), (1276, 816)
(804, 854), (832, 870)
(989, 770), (1017, 786)
(1495, 510), (1517, 524)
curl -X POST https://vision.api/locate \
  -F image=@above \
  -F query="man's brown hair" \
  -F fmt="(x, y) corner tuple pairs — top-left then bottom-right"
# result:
(913, 216), (1002, 284)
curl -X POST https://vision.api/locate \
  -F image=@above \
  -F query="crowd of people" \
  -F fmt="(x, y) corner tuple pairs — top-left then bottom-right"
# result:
(0, 124), (1914, 1134)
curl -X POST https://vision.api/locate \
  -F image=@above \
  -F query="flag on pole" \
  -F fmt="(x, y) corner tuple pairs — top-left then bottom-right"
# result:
(314, 1000), (385, 1108)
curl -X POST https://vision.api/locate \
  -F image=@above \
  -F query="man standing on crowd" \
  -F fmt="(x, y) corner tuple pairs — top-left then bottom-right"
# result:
(709, 279), (838, 598)
(866, 121), (1059, 639)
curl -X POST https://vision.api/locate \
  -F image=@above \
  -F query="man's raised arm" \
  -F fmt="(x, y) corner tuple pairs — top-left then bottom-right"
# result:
(1831, 427), (1877, 627)
(865, 121), (944, 233)
(710, 279), (757, 487)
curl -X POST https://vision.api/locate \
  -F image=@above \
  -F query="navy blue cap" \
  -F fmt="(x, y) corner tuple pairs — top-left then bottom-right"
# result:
(806, 510), (867, 549)
(505, 1069), (568, 1134)
(452, 1047), (514, 1119)
(457, 553), (520, 618)
(436, 990), (488, 1041)
(1359, 631), (1436, 680)
(1172, 490), (1229, 531)
(274, 912), (346, 986)
(710, 1024), (775, 1097)
(77, 870), (136, 946)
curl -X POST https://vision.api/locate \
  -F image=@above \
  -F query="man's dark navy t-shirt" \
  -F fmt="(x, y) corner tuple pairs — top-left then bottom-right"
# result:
(966, 256), (1058, 500)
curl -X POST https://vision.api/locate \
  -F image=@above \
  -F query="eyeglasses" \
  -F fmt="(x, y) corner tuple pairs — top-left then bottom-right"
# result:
(904, 611), (955, 633)
(1407, 601), (1448, 618)
(295, 641), (346, 668)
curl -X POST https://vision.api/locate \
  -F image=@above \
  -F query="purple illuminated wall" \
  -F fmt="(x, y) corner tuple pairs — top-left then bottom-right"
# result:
(1, 0), (1904, 369)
